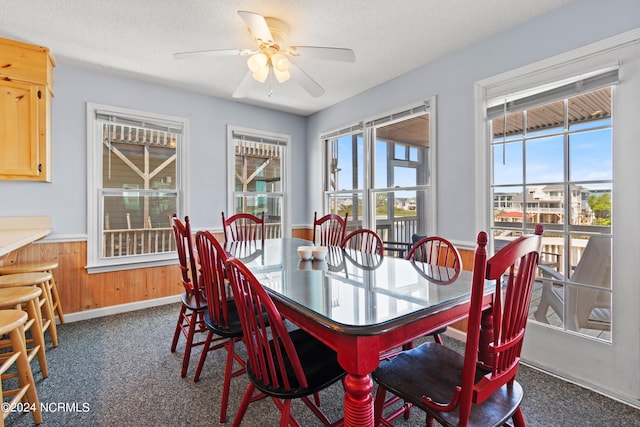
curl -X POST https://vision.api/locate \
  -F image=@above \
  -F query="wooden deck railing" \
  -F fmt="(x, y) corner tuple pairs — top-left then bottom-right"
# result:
(103, 223), (281, 258)
(103, 227), (174, 258)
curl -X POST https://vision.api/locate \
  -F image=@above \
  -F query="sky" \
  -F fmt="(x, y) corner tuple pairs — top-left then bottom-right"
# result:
(329, 118), (612, 204)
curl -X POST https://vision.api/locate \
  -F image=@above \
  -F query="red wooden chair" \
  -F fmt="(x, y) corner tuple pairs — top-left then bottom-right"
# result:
(406, 236), (462, 345)
(225, 257), (346, 427)
(341, 228), (385, 271)
(373, 225), (544, 427)
(406, 235), (462, 268)
(222, 211), (265, 242)
(170, 214), (208, 378)
(192, 231), (247, 423)
(341, 228), (384, 256)
(312, 211), (348, 247)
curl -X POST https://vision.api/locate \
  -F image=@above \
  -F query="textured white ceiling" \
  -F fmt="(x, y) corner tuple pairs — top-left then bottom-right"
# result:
(0, 0), (574, 116)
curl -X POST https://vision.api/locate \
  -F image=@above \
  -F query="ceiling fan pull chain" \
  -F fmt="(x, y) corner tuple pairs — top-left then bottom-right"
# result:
(268, 71), (274, 97)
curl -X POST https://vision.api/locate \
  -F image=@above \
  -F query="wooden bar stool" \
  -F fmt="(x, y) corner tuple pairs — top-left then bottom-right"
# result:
(0, 309), (43, 425)
(0, 273), (58, 348)
(0, 261), (65, 324)
(0, 287), (48, 378)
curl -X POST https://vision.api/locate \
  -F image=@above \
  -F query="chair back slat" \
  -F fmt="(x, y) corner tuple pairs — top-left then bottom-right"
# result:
(226, 257), (308, 391)
(222, 212), (265, 243)
(195, 231), (233, 330)
(457, 225), (543, 425)
(312, 212), (348, 247)
(172, 215), (203, 305)
(342, 228), (384, 256)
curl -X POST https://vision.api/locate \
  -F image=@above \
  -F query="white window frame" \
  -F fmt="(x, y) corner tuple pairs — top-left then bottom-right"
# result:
(321, 98), (436, 239)
(473, 28), (640, 407)
(86, 103), (189, 273)
(226, 125), (291, 237)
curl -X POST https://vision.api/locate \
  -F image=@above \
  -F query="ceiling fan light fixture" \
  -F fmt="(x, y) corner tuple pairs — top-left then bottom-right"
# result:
(271, 53), (291, 82)
(177, 11), (354, 97)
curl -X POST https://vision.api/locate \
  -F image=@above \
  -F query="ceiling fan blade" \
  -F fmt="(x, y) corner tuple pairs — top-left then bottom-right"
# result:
(237, 10), (274, 45)
(174, 49), (252, 59)
(288, 46), (356, 62)
(289, 62), (325, 97)
(232, 71), (255, 98)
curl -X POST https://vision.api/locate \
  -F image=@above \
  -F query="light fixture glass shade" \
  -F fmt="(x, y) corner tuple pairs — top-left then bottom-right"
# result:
(271, 53), (291, 83)
(247, 53), (268, 72)
(271, 53), (289, 71)
(252, 66), (269, 83)
(247, 52), (269, 82)
(273, 67), (290, 83)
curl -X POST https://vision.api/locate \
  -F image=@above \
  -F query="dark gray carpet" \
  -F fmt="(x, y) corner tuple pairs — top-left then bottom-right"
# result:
(6, 303), (640, 426)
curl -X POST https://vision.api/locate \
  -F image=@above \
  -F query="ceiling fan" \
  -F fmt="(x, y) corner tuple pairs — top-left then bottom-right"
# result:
(174, 10), (356, 98)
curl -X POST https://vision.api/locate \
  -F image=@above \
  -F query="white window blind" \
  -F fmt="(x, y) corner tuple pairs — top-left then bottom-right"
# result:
(487, 68), (618, 119)
(96, 110), (184, 134)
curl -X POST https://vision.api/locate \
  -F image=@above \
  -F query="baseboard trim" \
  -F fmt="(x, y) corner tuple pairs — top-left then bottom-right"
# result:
(63, 295), (180, 323)
(444, 326), (467, 342)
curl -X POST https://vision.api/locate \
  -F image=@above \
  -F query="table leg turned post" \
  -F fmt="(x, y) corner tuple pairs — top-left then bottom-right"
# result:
(478, 307), (495, 369)
(343, 373), (374, 427)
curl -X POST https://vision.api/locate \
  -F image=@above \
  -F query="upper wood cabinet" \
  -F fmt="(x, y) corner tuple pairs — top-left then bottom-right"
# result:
(0, 37), (55, 181)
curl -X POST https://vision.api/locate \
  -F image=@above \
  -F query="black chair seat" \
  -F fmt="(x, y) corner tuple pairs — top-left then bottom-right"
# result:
(203, 301), (242, 338)
(373, 342), (523, 427)
(248, 328), (346, 400)
(180, 291), (207, 311)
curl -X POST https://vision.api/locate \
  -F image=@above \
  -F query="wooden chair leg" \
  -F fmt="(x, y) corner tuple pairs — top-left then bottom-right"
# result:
(24, 298), (48, 378)
(11, 325), (43, 424)
(37, 280), (58, 347)
(0, 311), (43, 425)
(192, 330), (214, 383)
(171, 305), (187, 352)
(219, 339), (246, 423)
(232, 383), (256, 427)
(0, 288), (49, 379)
(181, 311), (199, 378)
(47, 274), (65, 324)
(512, 407), (526, 427)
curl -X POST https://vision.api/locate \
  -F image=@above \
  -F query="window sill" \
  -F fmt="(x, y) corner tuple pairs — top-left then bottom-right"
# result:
(86, 255), (177, 274)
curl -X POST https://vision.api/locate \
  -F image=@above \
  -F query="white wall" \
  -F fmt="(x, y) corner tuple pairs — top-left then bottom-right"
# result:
(306, 0), (640, 245)
(0, 65), (306, 237)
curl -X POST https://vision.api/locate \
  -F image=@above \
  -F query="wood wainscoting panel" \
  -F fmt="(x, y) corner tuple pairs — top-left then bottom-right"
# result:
(7, 240), (181, 315)
(292, 228), (312, 240)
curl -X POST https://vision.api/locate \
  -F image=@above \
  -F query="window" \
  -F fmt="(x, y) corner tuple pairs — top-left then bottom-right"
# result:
(86, 103), (187, 272)
(323, 100), (435, 253)
(227, 126), (290, 238)
(487, 72), (616, 341)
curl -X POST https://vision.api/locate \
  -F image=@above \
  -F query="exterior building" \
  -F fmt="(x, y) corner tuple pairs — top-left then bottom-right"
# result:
(493, 184), (604, 225)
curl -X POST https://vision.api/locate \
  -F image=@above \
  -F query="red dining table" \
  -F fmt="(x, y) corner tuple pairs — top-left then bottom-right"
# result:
(225, 237), (493, 427)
